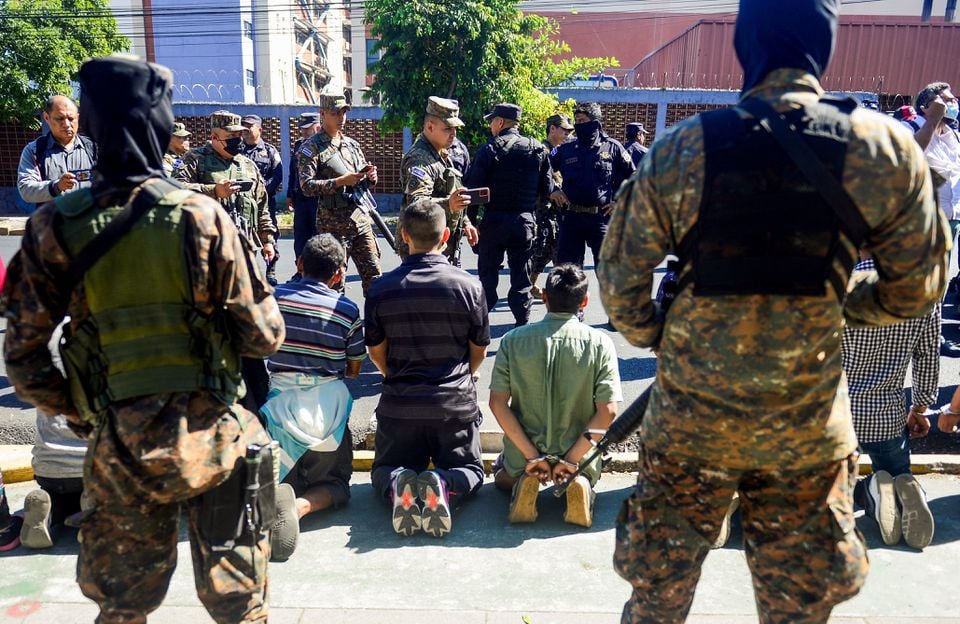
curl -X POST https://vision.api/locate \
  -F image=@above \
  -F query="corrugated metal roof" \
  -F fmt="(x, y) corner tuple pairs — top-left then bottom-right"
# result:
(628, 17), (960, 97)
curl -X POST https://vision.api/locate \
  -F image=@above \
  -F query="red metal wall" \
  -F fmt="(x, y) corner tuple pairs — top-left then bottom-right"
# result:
(629, 16), (960, 98)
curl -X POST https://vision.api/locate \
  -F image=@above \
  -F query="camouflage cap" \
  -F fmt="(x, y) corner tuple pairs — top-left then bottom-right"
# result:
(318, 93), (350, 111)
(546, 113), (574, 130)
(209, 110), (244, 132)
(171, 122), (191, 137)
(426, 96), (465, 128)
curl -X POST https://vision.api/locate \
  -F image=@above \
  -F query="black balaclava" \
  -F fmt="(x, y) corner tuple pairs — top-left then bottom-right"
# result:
(734, 0), (839, 94)
(78, 56), (173, 191)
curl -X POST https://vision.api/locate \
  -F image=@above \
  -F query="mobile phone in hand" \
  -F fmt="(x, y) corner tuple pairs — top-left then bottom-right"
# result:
(234, 179), (254, 192)
(462, 187), (490, 205)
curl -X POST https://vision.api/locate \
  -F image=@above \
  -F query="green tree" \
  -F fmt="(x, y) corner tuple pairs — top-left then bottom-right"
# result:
(366, 0), (616, 147)
(0, 0), (129, 127)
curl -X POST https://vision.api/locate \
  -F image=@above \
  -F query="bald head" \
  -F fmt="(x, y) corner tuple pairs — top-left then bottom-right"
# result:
(43, 95), (78, 147)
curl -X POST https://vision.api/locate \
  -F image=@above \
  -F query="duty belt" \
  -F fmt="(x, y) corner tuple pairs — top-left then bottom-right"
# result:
(567, 203), (600, 215)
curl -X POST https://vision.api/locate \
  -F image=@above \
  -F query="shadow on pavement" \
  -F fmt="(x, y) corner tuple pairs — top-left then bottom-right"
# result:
(343, 482), (633, 553)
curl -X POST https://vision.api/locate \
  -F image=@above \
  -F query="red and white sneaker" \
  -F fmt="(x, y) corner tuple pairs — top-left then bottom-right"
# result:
(417, 471), (452, 538)
(391, 469), (422, 537)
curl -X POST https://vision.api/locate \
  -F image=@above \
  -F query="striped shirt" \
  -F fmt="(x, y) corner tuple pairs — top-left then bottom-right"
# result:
(267, 278), (365, 377)
(365, 253), (490, 423)
(841, 259), (940, 444)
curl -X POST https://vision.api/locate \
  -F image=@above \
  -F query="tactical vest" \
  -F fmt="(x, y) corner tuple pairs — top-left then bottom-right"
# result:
(55, 186), (243, 423)
(554, 138), (618, 207)
(675, 96), (862, 300)
(196, 149), (260, 224)
(486, 132), (544, 214)
(313, 136), (364, 215)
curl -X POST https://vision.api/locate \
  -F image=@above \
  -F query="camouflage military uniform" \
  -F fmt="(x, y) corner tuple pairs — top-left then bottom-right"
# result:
(175, 146), (276, 249)
(298, 129), (382, 293)
(599, 69), (948, 623)
(398, 132), (470, 262)
(3, 181), (284, 623)
(162, 149), (184, 176)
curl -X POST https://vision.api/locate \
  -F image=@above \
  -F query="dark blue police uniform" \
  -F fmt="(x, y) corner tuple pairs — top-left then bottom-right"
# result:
(288, 137), (319, 260)
(550, 132), (634, 267)
(242, 137), (283, 282)
(464, 127), (554, 326)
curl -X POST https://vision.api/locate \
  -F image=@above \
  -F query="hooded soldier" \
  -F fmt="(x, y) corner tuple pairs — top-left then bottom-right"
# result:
(598, 0), (947, 621)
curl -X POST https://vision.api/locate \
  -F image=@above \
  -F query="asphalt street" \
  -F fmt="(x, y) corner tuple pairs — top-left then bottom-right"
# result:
(0, 233), (660, 449)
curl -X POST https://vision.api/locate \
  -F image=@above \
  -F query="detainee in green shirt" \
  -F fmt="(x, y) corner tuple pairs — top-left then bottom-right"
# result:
(489, 264), (622, 528)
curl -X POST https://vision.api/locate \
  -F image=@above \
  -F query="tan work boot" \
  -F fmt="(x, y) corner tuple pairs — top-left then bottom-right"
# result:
(563, 475), (595, 528)
(507, 473), (540, 523)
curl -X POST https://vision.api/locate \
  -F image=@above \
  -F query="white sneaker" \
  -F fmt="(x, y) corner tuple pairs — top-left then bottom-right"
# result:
(894, 474), (934, 549)
(865, 471), (900, 546)
(20, 489), (53, 549)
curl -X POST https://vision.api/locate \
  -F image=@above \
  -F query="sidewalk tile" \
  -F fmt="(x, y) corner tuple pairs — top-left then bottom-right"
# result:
(486, 612), (619, 624)
(300, 609), (485, 624)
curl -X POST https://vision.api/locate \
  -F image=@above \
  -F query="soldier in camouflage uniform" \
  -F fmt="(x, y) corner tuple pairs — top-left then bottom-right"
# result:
(530, 113), (573, 298)
(597, 1), (949, 622)
(162, 122), (191, 176)
(397, 96), (478, 264)
(298, 93), (382, 294)
(2, 57), (285, 624)
(174, 110), (277, 265)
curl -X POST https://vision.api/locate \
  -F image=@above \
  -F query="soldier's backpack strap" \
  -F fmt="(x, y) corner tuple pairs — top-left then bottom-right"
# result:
(66, 176), (185, 287)
(739, 98), (869, 247)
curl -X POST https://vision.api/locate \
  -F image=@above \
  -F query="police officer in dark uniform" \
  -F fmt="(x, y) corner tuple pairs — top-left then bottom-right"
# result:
(624, 122), (649, 167)
(464, 103), (554, 327)
(549, 102), (635, 268)
(287, 112), (322, 267)
(241, 114), (284, 284)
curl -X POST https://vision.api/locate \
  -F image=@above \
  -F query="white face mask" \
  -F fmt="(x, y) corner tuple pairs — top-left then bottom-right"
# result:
(945, 102), (960, 121)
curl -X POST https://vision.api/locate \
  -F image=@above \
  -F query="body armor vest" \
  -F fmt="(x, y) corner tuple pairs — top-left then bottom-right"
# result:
(197, 150), (260, 226)
(678, 97), (860, 300)
(486, 132), (544, 214)
(56, 187), (243, 422)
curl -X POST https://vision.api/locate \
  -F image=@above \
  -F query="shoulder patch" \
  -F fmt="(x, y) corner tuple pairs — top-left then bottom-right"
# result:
(410, 166), (428, 180)
(300, 146), (314, 158)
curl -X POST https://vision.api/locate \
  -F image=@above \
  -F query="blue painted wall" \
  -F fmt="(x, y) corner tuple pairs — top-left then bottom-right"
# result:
(152, 0), (250, 103)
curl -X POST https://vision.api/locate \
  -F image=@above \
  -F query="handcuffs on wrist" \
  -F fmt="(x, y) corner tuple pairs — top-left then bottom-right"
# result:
(526, 454), (578, 470)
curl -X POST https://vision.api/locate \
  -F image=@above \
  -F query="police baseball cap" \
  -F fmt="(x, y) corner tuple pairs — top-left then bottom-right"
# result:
(241, 114), (262, 127)
(626, 122), (648, 135)
(318, 93), (350, 111)
(210, 110), (244, 132)
(546, 114), (574, 130)
(425, 96), (465, 128)
(171, 122), (191, 137)
(299, 112), (320, 128)
(483, 103), (522, 123)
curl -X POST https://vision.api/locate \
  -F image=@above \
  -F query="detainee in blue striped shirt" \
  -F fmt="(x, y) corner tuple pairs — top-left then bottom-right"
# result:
(262, 234), (365, 561)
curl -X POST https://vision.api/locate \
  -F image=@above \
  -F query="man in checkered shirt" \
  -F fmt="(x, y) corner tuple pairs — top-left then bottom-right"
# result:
(841, 257), (937, 550)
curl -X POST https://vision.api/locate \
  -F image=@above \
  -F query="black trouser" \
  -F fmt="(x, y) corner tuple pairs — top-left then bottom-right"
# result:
(293, 197), (319, 261)
(557, 210), (608, 268)
(477, 211), (535, 326)
(35, 476), (84, 526)
(240, 357), (270, 423)
(266, 195), (280, 279)
(371, 416), (484, 509)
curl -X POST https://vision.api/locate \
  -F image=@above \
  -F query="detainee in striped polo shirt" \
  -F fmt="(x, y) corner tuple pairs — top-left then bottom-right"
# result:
(262, 234), (365, 561)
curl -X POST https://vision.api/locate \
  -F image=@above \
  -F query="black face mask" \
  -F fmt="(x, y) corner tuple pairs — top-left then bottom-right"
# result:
(574, 120), (601, 146)
(222, 136), (243, 156)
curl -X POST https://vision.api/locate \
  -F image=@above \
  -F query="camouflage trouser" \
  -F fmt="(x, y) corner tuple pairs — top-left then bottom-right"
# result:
(78, 394), (272, 624)
(615, 449), (868, 624)
(529, 209), (559, 276)
(318, 209), (382, 295)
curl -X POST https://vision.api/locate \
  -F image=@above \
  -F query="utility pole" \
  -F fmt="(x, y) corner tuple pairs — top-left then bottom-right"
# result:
(922, 0), (933, 21)
(948, 0), (957, 22)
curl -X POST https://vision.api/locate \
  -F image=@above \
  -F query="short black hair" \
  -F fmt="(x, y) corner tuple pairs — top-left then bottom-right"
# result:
(300, 233), (345, 281)
(545, 264), (589, 313)
(916, 82), (951, 115)
(574, 102), (602, 123)
(401, 198), (446, 249)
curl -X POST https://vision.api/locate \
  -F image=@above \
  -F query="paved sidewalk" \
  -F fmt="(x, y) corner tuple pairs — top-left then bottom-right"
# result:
(1, 473), (959, 623)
